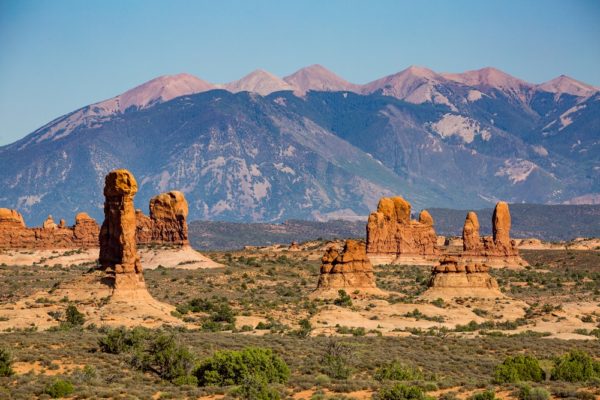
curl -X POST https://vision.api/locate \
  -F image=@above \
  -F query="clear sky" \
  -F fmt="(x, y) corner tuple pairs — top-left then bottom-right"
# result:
(1, 0), (599, 145)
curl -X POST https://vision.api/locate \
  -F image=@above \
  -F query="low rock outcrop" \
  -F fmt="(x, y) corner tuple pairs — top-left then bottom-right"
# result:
(314, 240), (384, 297)
(422, 256), (503, 299)
(460, 202), (527, 267)
(366, 196), (438, 265)
(0, 208), (100, 250)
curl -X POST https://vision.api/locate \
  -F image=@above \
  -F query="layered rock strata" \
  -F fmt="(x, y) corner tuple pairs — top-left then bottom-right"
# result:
(422, 256), (503, 299)
(366, 196), (438, 265)
(136, 190), (189, 246)
(313, 240), (386, 298)
(0, 208), (100, 249)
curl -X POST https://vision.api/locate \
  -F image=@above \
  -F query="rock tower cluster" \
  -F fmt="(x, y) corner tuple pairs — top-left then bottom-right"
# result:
(366, 196), (438, 265)
(461, 201), (526, 267)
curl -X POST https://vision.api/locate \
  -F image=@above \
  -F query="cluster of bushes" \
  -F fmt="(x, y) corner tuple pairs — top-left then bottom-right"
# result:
(99, 328), (289, 394)
(99, 326), (196, 383)
(0, 347), (13, 377)
(175, 297), (236, 331)
(375, 361), (424, 381)
(494, 350), (600, 383)
(375, 383), (433, 400)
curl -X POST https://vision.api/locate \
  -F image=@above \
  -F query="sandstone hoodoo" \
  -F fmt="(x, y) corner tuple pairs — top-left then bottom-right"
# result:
(136, 190), (189, 246)
(99, 169), (145, 289)
(422, 256), (503, 299)
(461, 202), (527, 268)
(0, 169), (182, 329)
(0, 208), (100, 250)
(314, 239), (384, 297)
(366, 196), (438, 265)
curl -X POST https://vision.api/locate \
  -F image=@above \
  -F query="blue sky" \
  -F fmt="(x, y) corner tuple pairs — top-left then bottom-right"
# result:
(1, 0), (599, 145)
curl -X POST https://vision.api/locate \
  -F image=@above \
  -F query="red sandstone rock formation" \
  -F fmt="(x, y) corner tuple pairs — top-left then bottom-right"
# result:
(459, 202), (526, 267)
(136, 191), (189, 246)
(0, 208), (99, 250)
(317, 240), (378, 290)
(462, 211), (481, 251)
(99, 169), (144, 288)
(366, 196), (438, 264)
(422, 256), (502, 299)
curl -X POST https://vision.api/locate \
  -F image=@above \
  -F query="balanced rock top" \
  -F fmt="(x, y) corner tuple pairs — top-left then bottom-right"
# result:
(103, 169), (138, 197)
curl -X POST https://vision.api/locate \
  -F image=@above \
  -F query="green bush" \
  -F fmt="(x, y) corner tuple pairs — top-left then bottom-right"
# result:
(375, 361), (424, 381)
(130, 333), (195, 382)
(469, 390), (496, 400)
(517, 384), (550, 400)
(0, 347), (14, 377)
(62, 304), (85, 328)
(194, 347), (290, 387)
(494, 355), (545, 383)
(44, 379), (74, 398)
(231, 373), (281, 399)
(320, 340), (352, 379)
(551, 349), (600, 382)
(375, 383), (432, 400)
(333, 289), (352, 307)
(98, 326), (148, 354)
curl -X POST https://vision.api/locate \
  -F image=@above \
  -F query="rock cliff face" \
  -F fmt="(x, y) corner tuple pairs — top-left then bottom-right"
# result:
(422, 256), (503, 299)
(460, 202), (526, 267)
(136, 191), (189, 246)
(0, 208), (100, 249)
(366, 196), (438, 265)
(315, 240), (383, 296)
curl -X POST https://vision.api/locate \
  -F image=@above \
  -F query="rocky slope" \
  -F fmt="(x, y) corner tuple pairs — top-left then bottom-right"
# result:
(0, 65), (598, 224)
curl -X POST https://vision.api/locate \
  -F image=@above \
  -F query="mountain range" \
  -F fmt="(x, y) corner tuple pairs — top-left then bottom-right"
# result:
(0, 65), (598, 225)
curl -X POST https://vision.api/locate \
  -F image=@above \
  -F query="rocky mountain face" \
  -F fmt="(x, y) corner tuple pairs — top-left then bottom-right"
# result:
(0, 65), (598, 225)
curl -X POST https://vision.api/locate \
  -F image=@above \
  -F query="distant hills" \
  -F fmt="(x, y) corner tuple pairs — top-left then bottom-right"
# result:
(189, 204), (600, 250)
(0, 65), (598, 225)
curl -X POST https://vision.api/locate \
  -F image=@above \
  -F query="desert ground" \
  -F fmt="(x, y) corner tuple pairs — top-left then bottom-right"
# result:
(0, 243), (599, 399)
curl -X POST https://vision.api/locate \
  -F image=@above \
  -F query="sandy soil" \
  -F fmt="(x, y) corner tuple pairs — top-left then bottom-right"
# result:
(0, 245), (223, 269)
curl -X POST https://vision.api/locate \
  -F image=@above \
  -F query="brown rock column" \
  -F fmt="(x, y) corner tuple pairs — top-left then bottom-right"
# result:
(418, 210), (434, 226)
(149, 191), (189, 244)
(99, 169), (143, 284)
(462, 211), (481, 251)
(492, 201), (512, 252)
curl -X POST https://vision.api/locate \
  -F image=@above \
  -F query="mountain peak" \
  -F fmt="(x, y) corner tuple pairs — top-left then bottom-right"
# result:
(224, 69), (295, 95)
(537, 75), (598, 97)
(283, 64), (358, 94)
(441, 67), (530, 90)
(115, 73), (215, 111)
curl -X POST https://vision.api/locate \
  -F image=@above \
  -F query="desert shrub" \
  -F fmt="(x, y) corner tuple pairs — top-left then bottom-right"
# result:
(517, 384), (550, 400)
(294, 318), (312, 338)
(130, 333), (195, 382)
(469, 390), (496, 400)
(375, 361), (424, 381)
(44, 379), (74, 398)
(334, 290), (352, 307)
(320, 340), (352, 379)
(494, 354), (545, 383)
(194, 347), (289, 387)
(551, 349), (600, 382)
(98, 326), (148, 354)
(375, 383), (432, 400)
(230, 373), (281, 399)
(62, 304), (85, 328)
(0, 347), (14, 377)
